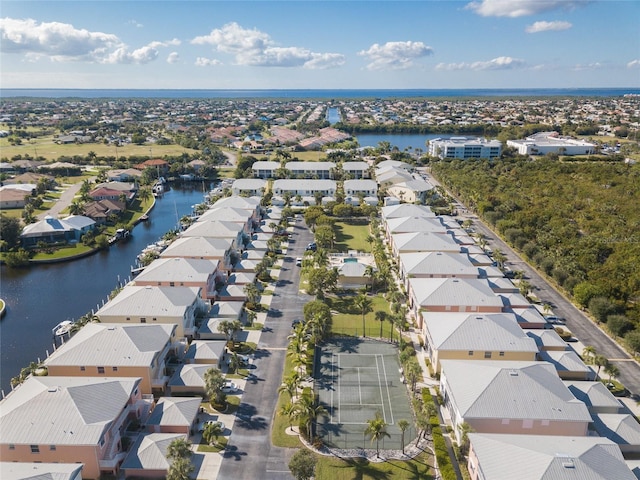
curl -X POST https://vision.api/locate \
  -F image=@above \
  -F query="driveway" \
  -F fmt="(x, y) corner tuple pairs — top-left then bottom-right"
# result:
(217, 215), (315, 479)
(37, 177), (95, 220)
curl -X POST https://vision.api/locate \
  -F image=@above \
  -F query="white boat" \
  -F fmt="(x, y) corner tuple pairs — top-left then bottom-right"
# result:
(53, 320), (74, 337)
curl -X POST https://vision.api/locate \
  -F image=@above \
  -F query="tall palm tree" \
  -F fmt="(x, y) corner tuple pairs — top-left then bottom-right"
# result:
(365, 412), (390, 458)
(166, 437), (192, 462)
(279, 400), (299, 433)
(582, 345), (597, 364)
(593, 354), (609, 379)
(294, 391), (327, 440)
(604, 363), (620, 385)
(278, 371), (301, 400)
(167, 457), (194, 480)
(375, 310), (387, 339)
(203, 421), (224, 446)
(398, 419), (410, 455)
(354, 293), (373, 338)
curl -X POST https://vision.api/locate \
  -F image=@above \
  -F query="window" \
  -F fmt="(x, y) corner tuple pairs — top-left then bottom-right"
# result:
(50, 445), (56, 451)
(140, 318), (146, 323)
(152, 317), (157, 322)
(9, 444), (15, 450)
(126, 317), (131, 321)
(97, 366), (105, 374)
(468, 351), (474, 356)
(112, 366), (118, 372)
(30, 445), (40, 453)
(501, 419), (510, 425)
(484, 351), (492, 359)
(80, 366), (86, 371)
(169, 282), (175, 287)
(499, 351), (505, 357)
(522, 419), (534, 429)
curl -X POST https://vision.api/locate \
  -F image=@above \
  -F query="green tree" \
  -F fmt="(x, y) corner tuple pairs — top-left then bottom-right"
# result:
(582, 345), (597, 364)
(604, 363), (620, 386)
(398, 419), (410, 454)
(365, 411), (390, 458)
(204, 367), (226, 405)
(166, 437), (192, 462)
(593, 354), (609, 379)
(294, 390), (327, 440)
(202, 421), (224, 446)
(589, 296), (616, 323)
(167, 457), (194, 480)
(607, 315), (633, 337)
(279, 400), (299, 433)
(375, 310), (387, 339)
(0, 215), (22, 250)
(624, 330), (640, 355)
(354, 293), (373, 337)
(288, 448), (317, 480)
(314, 224), (335, 249)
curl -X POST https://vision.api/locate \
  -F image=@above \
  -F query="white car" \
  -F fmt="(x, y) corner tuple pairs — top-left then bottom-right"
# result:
(222, 382), (239, 394)
(295, 257), (302, 266)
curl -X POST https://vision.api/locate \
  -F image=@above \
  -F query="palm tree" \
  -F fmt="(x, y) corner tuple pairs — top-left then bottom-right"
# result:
(593, 354), (609, 379)
(279, 400), (299, 433)
(166, 437), (192, 462)
(398, 419), (410, 454)
(227, 352), (241, 374)
(294, 391), (327, 440)
(458, 422), (474, 456)
(364, 265), (375, 293)
(354, 293), (373, 337)
(203, 421), (224, 446)
(365, 412), (390, 458)
(582, 345), (597, 364)
(167, 457), (194, 480)
(68, 200), (85, 216)
(375, 310), (387, 339)
(604, 363), (620, 386)
(279, 371), (301, 400)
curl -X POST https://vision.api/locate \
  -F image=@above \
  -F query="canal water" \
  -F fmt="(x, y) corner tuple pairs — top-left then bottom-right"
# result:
(355, 133), (445, 152)
(0, 184), (209, 394)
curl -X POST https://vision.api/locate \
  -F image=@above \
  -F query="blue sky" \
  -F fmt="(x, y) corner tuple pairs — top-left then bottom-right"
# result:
(1, 0), (639, 89)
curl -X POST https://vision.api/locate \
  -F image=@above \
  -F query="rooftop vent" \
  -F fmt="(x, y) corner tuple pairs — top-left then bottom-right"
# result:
(47, 387), (58, 393)
(561, 459), (575, 469)
(509, 370), (519, 376)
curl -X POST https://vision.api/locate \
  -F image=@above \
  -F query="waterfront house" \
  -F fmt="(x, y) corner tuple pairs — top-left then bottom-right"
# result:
(20, 215), (96, 247)
(146, 396), (201, 434)
(134, 159), (169, 175)
(422, 312), (538, 372)
(0, 376), (150, 479)
(439, 360), (592, 443)
(272, 179), (337, 197)
(231, 178), (267, 196)
(95, 285), (206, 339)
(466, 434), (636, 480)
(285, 161), (336, 179)
(44, 323), (179, 395)
(121, 433), (187, 478)
(181, 220), (248, 250)
(133, 257), (222, 301)
(160, 236), (234, 269)
(107, 168), (143, 182)
(197, 207), (256, 233)
(82, 199), (126, 224)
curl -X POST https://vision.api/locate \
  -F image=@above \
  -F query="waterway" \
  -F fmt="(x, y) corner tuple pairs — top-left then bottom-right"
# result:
(0, 184), (210, 394)
(355, 133), (446, 152)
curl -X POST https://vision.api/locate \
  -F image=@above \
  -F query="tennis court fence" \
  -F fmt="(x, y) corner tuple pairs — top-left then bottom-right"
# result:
(316, 424), (420, 450)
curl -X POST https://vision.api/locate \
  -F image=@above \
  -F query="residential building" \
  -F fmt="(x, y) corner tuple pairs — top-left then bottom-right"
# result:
(44, 323), (178, 395)
(0, 188), (31, 209)
(181, 220), (247, 251)
(386, 179), (435, 204)
(231, 178), (267, 196)
(538, 350), (593, 380)
(20, 215), (96, 247)
(95, 285), (206, 339)
(563, 381), (624, 414)
(440, 360), (592, 442)
(0, 462), (83, 480)
(398, 251), (480, 288)
(381, 203), (435, 220)
(467, 434), (636, 480)
(422, 312), (538, 372)
(251, 161), (280, 179)
(183, 340), (227, 365)
(285, 161), (336, 179)
(592, 413), (640, 454)
(167, 364), (216, 395)
(390, 231), (462, 258)
(428, 136), (502, 159)
(121, 433), (187, 478)
(272, 179), (337, 197)
(0, 376), (149, 479)
(341, 161), (370, 179)
(146, 396), (201, 434)
(160, 236), (234, 268)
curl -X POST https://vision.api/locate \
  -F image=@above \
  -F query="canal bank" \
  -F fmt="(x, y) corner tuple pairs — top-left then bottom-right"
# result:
(0, 184), (209, 394)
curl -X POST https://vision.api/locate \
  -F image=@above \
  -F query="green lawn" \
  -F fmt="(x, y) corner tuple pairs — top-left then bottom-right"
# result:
(30, 243), (95, 260)
(315, 452), (435, 480)
(327, 294), (396, 340)
(334, 221), (372, 253)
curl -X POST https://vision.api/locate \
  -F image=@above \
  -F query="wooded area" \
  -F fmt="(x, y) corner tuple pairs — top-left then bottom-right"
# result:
(431, 158), (640, 352)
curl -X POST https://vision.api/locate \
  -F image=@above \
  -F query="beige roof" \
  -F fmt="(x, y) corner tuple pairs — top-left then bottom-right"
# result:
(0, 376), (140, 445)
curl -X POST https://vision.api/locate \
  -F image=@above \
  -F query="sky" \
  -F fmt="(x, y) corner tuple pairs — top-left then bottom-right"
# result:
(1, 0), (639, 90)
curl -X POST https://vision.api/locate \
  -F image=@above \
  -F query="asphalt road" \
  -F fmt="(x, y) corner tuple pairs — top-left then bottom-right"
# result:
(453, 202), (640, 399)
(218, 216), (314, 479)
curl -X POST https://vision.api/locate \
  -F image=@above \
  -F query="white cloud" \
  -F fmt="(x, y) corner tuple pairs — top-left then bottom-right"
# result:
(195, 57), (222, 67)
(572, 62), (603, 71)
(127, 20), (144, 28)
(465, 0), (588, 18)
(191, 22), (344, 69)
(358, 41), (433, 70)
(167, 52), (180, 64)
(628, 59), (640, 68)
(526, 20), (572, 33)
(436, 56), (525, 71)
(0, 17), (173, 64)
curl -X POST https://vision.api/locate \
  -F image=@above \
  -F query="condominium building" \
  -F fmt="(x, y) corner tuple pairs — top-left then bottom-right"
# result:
(428, 137), (502, 159)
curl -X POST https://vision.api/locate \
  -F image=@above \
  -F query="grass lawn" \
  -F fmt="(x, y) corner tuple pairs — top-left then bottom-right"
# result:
(272, 354), (303, 448)
(30, 243), (95, 261)
(327, 294), (395, 340)
(334, 221), (372, 253)
(197, 436), (228, 453)
(315, 452), (435, 480)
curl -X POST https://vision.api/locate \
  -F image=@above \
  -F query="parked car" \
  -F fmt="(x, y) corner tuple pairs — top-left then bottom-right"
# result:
(306, 242), (317, 251)
(295, 257), (302, 266)
(291, 318), (302, 327)
(544, 315), (565, 325)
(198, 420), (225, 433)
(222, 382), (239, 394)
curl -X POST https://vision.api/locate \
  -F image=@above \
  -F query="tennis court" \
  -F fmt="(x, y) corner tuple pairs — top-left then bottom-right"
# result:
(314, 338), (416, 450)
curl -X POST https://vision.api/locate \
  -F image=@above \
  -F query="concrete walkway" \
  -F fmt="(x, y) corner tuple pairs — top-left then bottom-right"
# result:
(37, 177), (94, 220)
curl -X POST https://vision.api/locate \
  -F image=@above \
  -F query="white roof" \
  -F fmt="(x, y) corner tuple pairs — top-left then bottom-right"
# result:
(393, 231), (462, 253)
(592, 413), (640, 446)
(146, 396), (201, 427)
(424, 313), (538, 353)
(0, 462), (84, 480)
(231, 178), (267, 190)
(44, 323), (175, 367)
(387, 216), (449, 235)
(389, 179), (435, 192)
(21, 215), (95, 237)
(167, 364), (215, 388)
(197, 206), (252, 224)
(251, 160), (279, 170)
(210, 301), (244, 318)
(0, 376), (141, 445)
(182, 219), (244, 238)
(563, 381), (623, 412)
(121, 432), (186, 471)
(343, 179), (377, 190)
(96, 285), (200, 319)
(285, 161), (336, 170)
(409, 277), (504, 309)
(273, 179), (337, 190)
(134, 257), (218, 284)
(468, 433), (635, 480)
(400, 251), (479, 277)
(524, 329), (568, 350)
(538, 350), (591, 376)
(381, 203), (435, 219)
(211, 195), (261, 210)
(342, 161), (369, 170)
(184, 340), (226, 362)
(160, 236), (232, 259)
(62, 214), (95, 229)
(440, 360), (591, 422)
